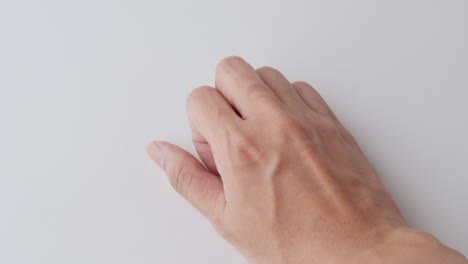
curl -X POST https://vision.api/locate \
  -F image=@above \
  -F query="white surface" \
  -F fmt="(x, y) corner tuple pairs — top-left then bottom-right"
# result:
(1, 0), (467, 263)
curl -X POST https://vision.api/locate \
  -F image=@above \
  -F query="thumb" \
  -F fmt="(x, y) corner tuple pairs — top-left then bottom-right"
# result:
(147, 141), (225, 220)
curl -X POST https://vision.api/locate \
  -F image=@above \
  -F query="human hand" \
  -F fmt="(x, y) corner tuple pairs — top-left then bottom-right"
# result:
(148, 56), (467, 263)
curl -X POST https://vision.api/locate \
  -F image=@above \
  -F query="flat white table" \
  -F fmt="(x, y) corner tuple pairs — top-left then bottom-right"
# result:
(1, 1), (467, 263)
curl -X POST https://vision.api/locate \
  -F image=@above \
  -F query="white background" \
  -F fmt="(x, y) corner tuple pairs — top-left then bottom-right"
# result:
(1, 0), (467, 263)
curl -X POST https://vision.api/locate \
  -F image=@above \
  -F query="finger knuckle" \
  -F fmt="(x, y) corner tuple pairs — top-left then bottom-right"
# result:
(214, 222), (234, 242)
(186, 86), (213, 110)
(212, 216), (237, 243)
(210, 213), (228, 238)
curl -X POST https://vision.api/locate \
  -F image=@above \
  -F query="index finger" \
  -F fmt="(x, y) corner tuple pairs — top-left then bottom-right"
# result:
(186, 86), (242, 156)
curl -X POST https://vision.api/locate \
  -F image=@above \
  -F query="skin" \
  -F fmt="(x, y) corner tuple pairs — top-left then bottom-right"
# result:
(147, 56), (467, 263)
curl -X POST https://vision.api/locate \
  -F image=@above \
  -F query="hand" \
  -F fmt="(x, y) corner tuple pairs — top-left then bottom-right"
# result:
(148, 56), (467, 263)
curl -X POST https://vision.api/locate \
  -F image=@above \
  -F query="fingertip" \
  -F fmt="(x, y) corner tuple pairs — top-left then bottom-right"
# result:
(146, 140), (160, 155)
(217, 55), (247, 69)
(215, 56), (253, 81)
(146, 141), (165, 167)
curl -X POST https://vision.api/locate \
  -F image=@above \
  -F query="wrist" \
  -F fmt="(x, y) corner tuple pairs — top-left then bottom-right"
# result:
(350, 227), (467, 264)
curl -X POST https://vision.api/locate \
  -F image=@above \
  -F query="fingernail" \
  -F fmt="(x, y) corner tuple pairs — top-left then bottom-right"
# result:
(148, 141), (164, 168)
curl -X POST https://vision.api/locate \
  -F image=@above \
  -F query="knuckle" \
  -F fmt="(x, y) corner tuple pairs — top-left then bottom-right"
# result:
(219, 227), (237, 244)
(213, 216), (236, 243)
(210, 213), (227, 237)
(214, 221), (233, 242)
(209, 204), (224, 229)
(186, 86), (213, 110)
